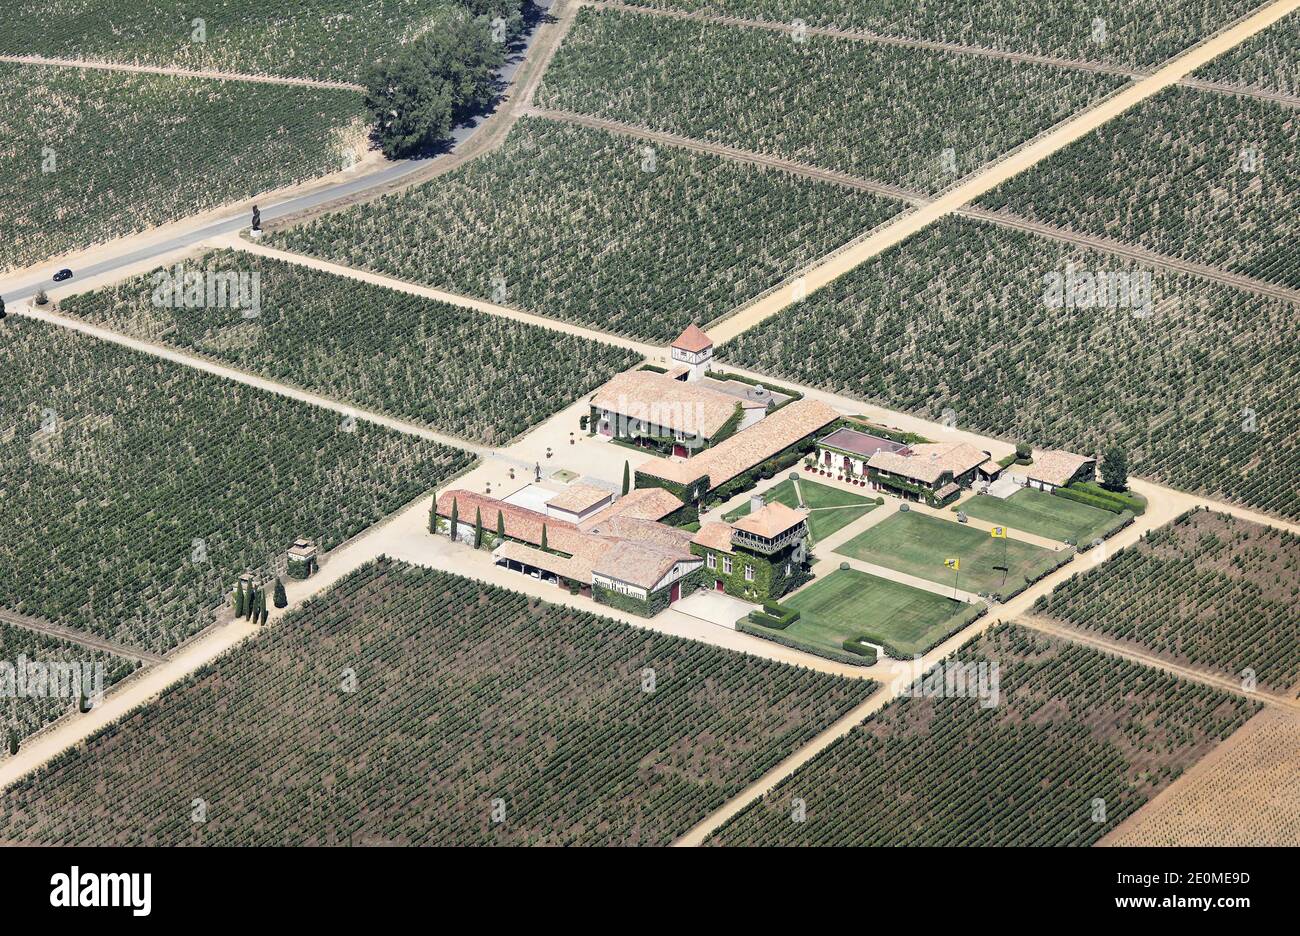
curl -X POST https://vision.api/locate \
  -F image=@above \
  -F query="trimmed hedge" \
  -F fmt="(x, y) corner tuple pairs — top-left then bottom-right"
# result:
(737, 618), (880, 668)
(840, 638), (878, 663)
(1053, 485), (1125, 513)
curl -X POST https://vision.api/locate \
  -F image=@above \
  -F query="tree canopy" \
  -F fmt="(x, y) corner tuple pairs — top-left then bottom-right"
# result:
(364, 14), (506, 158)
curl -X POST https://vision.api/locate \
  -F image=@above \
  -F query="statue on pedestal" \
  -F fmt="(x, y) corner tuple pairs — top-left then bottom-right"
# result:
(251, 205), (262, 232)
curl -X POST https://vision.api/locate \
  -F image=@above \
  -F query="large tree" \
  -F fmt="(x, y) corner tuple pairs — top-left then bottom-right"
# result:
(364, 13), (506, 158)
(1101, 446), (1129, 491)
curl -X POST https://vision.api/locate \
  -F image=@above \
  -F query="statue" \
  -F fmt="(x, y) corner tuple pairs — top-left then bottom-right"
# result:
(251, 205), (261, 232)
(534, 462), (541, 482)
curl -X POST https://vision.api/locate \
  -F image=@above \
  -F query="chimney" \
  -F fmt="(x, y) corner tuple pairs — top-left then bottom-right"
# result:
(750, 494), (765, 514)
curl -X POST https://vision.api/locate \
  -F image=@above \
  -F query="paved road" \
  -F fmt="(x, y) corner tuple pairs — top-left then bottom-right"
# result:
(0, 0), (556, 305)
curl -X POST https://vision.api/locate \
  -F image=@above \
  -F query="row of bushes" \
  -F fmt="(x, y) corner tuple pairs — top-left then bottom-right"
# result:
(736, 618), (880, 668)
(1054, 484), (1130, 514)
(840, 638), (878, 664)
(751, 602), (800, 630)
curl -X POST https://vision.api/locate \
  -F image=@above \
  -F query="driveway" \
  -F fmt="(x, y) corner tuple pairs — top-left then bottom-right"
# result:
(673, 590), (755, 629)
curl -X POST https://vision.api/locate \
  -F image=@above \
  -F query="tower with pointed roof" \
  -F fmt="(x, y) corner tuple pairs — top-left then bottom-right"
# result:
(669, 324), (714, 382)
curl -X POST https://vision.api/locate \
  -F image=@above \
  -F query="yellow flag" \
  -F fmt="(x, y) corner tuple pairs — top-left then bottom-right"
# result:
(944, 558), (959, 571)
(990, 526), (1007, 539)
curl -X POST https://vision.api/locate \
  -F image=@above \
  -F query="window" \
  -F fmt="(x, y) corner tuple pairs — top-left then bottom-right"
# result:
(706, 553), (716, 570)
(785, 563), (791, 575)
(723, 556), (733, 575)
(744, 565), (754, 582)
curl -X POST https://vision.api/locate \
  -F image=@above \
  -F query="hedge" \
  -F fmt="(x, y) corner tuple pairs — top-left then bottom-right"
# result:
(737, 618), (880, 668)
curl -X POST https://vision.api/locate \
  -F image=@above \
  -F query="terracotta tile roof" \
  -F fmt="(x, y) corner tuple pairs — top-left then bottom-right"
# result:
(546, 483), (613, 514)
(589, 370), (741, 438)
(977, 459), (1002, 477)
(671, 323), (713, 354)
(1026, 449), (1095, 487)
(731, 501), (806, 539)
(934, 481), (960, 500)
(691, 521), (734, 554)
(579, 487), (683, 530)
(494, 541), (594, 583)
(637, 398), (839, 492)
(589, 515), (695, 551)
(868, 441), (987, 485)
(435, 490), (591, 556)
(593, 540), (700, 591)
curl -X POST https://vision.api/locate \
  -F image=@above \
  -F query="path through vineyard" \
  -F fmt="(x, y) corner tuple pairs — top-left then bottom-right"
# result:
(0, 54), (366, 91)
(585, 1), (1300, 109)
(2, 0), (1298, 835)
(524, 106), (1300, 306)
(706, 0), (1300, 343)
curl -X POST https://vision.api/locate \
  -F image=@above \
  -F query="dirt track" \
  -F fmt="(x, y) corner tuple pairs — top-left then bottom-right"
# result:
(2, 0), (1297, 834)
(0, 54), (366, 91)
(706, 0), (1300, 344)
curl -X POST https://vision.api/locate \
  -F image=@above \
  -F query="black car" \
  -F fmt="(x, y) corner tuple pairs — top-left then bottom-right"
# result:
(52, 269), (73, 282)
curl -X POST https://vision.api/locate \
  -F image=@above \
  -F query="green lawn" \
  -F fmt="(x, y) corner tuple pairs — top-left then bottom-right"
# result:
(764, 569), (976, 657)
(835, 510), (1063, 597)
(958, 488), (1115, 543)
(725, 478), (876, 542)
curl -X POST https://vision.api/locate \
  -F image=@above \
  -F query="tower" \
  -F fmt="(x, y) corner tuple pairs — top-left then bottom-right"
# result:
(669, 324), (713, 382)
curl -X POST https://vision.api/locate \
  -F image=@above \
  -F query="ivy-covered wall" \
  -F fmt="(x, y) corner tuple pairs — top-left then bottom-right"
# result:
(690, 542), (806, 602)
(593, 567), (709, 617)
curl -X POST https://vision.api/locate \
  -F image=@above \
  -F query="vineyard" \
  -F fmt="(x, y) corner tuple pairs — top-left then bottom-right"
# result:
(0, 624), (138, 748)
(1035, 509), (1300, 695)
(57, 250), (640, 445)
(0, 0), (506, 83)
(979, 87), (1300, 288)
(536, 7), (1127, 194)
(269, 116), (900, 341)
(0, 63), (366, 274)
(708, 623), (1258, 846)
(614, 0), (1262, 69)
(723, 216), (1300, 521)
(0, 559), (878, 845)
(0, 318), (472, 654)
(1103, 709), (1300, 846)
(1194, 9), (1300, 97)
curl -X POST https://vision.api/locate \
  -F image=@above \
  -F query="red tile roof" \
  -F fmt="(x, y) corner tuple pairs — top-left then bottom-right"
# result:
(671, 323), (713, 354)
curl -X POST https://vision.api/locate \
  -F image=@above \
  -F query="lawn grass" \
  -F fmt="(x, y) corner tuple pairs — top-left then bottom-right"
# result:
(724, 478), (876, 542)
(769, 569), (976, 657)
(958, 488), (1114, 543)
(835, 510), (1061, 597)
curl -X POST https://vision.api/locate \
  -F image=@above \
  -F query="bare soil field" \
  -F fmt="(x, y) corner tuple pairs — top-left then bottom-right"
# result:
(1102, 708), (1300, 846)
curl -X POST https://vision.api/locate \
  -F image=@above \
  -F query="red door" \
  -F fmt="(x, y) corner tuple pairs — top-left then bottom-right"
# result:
(670, 581), (681, 603)
(673, 443), (688, 458)
(715, 579), (725, 592)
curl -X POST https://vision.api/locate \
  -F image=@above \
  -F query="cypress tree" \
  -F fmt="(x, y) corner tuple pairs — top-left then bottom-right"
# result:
(474, 506), (483, 548)
(429, 499), (438, 533)
(273, 576), (287, 609)
(622, 460), (630, 496)
(541, 523), (548, 552)
(235, 583), (247, 618)
(7, 730), (17, 756)
(450, 498), (459, 541)
(496, 509), (505, 542)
